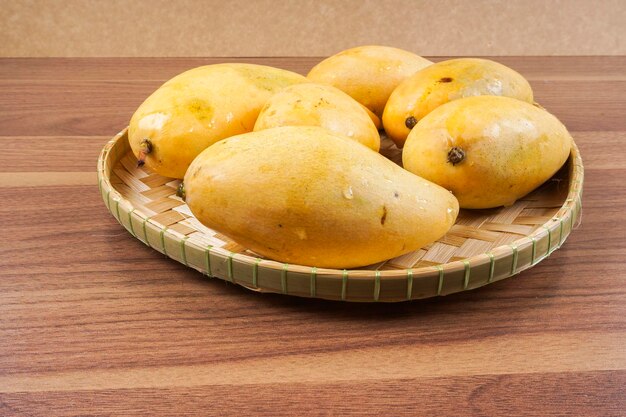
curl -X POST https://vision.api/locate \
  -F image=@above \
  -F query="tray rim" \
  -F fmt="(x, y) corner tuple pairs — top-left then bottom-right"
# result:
(98, 128), (583, 302)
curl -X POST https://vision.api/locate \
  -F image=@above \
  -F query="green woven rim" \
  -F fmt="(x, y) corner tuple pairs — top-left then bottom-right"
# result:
(98, 128), (583, 302)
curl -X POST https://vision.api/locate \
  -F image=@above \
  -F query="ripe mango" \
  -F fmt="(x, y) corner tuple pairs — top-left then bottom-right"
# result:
(129, 64), (307, 178)
(254, 83), (380, 151)
(383, 58), (533, 147)
(307, 45), (432, 117)
(184, 126), (459, 268)
(402, 96), (572, 209)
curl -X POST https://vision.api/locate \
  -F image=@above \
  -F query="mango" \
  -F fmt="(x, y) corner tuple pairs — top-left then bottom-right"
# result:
(129, 63), (307, 178)
(307, 45), (432, 117)
(360, 104), (382, 130)
(383, 58), (534, 147)
(402, 96), (573, 209)
(253, 83), (380, 151)
(184, 126), (459, 268)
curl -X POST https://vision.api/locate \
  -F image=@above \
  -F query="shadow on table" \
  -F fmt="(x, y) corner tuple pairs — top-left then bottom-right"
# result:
(182, 255), (568, 322)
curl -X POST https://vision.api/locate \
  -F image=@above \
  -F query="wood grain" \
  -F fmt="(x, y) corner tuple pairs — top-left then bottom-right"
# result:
(1, 371), (625, 417)
(1, 57), (625, 81)
(0, 57), (624, 416)
(2, 331), (624, 392)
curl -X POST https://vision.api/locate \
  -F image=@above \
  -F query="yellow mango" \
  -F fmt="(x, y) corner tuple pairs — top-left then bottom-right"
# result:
(253, 83), (380, 151)
(360, 104), (382, 130)
(184, 126), (459, 268)
(307, 45), (432, 118)
(383, 58), (534, 148)
(402, 96), (572, 209)
(129, 63), (307, 178)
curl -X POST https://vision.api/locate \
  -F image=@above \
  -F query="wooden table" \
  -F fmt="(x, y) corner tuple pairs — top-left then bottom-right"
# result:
(0, 57), (624, 416)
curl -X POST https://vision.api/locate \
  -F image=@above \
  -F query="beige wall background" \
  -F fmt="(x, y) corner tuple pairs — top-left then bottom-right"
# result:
(1, 0), (624, 57)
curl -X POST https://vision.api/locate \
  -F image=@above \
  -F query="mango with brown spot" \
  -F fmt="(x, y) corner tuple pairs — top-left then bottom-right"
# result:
(184, 126), (459, 268)
(402, 96), (572, 209)
(383, 58), (533, 148)
(129, 64), (307, 178)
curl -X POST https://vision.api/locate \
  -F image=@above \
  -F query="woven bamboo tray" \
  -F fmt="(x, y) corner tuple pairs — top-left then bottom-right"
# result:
(98, 128), (583, 302)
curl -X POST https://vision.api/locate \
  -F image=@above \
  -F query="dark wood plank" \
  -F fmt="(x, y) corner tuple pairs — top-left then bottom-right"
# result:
(0, 57), (319, 81)
(0, 80), (155, 136)
(1, 57), (624, 81)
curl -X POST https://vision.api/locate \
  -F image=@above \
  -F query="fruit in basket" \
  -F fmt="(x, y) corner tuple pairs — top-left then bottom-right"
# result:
(402, 96), (572, 209)
(184, 126), (459, 268)
(307, 45), (432, 117)
(129, 64), (307, 178)
(383, 58), (534, 147)
(361, 105), (382, 130)
(253, 83), (381, 151)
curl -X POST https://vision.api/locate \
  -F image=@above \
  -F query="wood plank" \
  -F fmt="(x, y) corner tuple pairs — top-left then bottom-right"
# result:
(0, 172), (97, 187)
(0, 136), (107, 172)
(1, 332), (624, 392)
(531, 80), (626, 131)
(0, 57), (316, 81)
(0, 371), (624, 416)
(1, 56), (624, 81)
(574, 131), (626, 169)
(0, 80), (154, 136)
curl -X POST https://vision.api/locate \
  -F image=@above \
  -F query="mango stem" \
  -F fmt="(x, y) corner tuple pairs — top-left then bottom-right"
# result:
(176, 182), (186, 201)
(447, 147), (465, 165)
(137, 138), (153, 167)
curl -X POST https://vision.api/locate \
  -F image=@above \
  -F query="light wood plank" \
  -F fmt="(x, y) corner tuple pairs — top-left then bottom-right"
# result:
(1, 331), (624, 393)
(0, 172), (97, 187)
(0, 371), (623, 417)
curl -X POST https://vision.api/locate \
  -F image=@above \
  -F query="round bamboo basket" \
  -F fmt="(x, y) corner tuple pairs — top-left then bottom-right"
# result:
(98, 128), (583, 302)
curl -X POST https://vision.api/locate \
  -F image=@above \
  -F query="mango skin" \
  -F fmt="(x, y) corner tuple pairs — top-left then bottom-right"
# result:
(129, 64), (307, 178)
(184, 126), (459, 268)
(383, 58), (534, 148)
(361, 104), (382, 130)
(402, 96), (573, 209)
(307, 45), (432, 118)
(253, 83), (381, 151)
